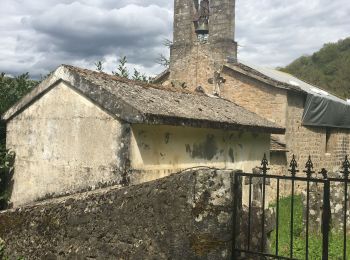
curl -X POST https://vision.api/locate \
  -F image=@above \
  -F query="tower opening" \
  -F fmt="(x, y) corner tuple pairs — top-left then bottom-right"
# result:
(194, 0), (210, 41)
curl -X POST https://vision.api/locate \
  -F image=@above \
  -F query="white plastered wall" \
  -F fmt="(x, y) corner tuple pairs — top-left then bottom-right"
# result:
(6, 82), (124, 207)
(130, 124), (270, 184)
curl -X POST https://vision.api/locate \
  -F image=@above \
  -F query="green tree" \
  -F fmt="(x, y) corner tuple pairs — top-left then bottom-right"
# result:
(132, 68), (142, 81)
(94, 61), (104, 72)
(0, 73), (36, 145)
(103, 56), (151, 83)
(156, 54), (170, 68)
(156, 39), (172, 68)
(0, 149), (15, 208)
(112, 56), (129, 79)
(0, 73), (36, 208)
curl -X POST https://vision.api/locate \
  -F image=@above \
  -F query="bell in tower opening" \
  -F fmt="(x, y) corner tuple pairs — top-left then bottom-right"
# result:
(194, 0), (210, 40)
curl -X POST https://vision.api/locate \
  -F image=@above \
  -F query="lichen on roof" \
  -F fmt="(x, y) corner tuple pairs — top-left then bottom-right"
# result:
(2, 64), (284, 134)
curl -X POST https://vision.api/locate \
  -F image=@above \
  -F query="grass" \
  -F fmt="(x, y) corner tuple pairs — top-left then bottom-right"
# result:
(269, 195), (350, 259)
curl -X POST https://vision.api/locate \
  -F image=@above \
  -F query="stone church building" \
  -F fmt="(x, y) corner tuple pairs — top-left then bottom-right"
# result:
(2, 0), (350, 207)
(155, 0), (350, 174)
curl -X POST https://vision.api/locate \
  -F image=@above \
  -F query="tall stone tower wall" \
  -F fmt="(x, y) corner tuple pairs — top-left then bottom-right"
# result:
(169, 0), (237, 93)
(172, 0), (196, 46)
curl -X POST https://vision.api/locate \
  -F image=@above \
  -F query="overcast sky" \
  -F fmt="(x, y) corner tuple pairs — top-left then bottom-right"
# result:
(0, 0), (349, 78)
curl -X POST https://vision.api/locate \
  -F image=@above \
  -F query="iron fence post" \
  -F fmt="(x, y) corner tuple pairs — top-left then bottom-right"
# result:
(231, 172), (240, 260)
(275, 178), (280, 256)
(303, 155), (315, 260)
(288, 155), (299, 259)
(321, 168), (330, 260)
(248, 175), (252, 251)
(260, 154), (269, 253)
(341, 155), (350, 260)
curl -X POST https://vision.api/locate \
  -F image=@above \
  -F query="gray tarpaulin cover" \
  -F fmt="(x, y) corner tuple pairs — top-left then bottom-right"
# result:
(303, 94), (350, 129)
(238, 60), (350, 129)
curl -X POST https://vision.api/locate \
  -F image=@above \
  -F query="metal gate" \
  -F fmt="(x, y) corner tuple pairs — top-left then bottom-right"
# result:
(232, 155), (350, 260)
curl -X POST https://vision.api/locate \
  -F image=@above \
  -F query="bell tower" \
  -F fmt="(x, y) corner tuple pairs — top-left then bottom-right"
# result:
(169, 0), (237, 94)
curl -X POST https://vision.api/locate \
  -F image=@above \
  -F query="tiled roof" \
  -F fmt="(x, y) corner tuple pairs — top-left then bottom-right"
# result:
(2, 65), (284, 134)
(270, 137), (288, 152)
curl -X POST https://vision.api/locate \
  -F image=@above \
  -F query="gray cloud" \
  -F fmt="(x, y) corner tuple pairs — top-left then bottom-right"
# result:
(0, 0), (349, 78)
(0, 0), (172, 77)
(236, 0), (350, 67)
(22, 2), (172, 69)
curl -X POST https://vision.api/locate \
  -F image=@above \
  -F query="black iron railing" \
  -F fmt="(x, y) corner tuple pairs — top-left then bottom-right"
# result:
(232, 154), (350, 260)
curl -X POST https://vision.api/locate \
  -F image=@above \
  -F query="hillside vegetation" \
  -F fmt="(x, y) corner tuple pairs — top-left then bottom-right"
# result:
(281, 37), (350, 99)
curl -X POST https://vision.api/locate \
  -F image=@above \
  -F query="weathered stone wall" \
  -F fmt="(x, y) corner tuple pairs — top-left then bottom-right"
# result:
(301, 173), (350, 233)
(166, 58), (350, 181)
(172, 0), (195, 47)
(327, 129), (350, 169)
(169, 43), (236, 94)
(0, 169), (238, 259)
(209, 0), (236, 43)
(6, 82), (129, 207)
(269, 152), (289, 198)
(221, 68), (288, 129)
(169, 0), (237, 92)
(220, 72), (350, 175)
(172, 0), (236, 45)
(235, 172), (276, 259)
(220, 68), (291, 198)
(170, 43), (217, 93)
(130, 124), (270, 184)
(286, 93), (350, 171)
(217, 73), (350, 199)
(285, 92), (325, 169)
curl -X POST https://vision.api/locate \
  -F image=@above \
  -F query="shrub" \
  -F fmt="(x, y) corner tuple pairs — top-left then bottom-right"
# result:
(0, 147), (15, 209)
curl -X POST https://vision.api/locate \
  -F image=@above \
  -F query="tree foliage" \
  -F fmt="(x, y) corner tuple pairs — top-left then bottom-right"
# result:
(94, 61), (104, 72)
(0, 149), (15, 208)
(281, 37), (350, 99)
(97, 56), (152, 83)
(112, 56), (130, 79)
(0, 73), (35, 208)
(0, 73), (36, 145)
(156, 54), (170, 68)
(156, 39), (172, 68)
(0, 73), (37, 117)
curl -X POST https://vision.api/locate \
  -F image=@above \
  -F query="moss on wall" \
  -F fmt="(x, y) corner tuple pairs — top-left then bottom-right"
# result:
(0, 169), (239, 259)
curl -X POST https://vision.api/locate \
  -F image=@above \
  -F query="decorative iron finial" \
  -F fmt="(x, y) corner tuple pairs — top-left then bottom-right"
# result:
(259, 154), (270, 175)
(341, 155), (350, 179)
(288, 155), (299, 177)
(319, 168), (328, 180)
(304, 155), (315, 179)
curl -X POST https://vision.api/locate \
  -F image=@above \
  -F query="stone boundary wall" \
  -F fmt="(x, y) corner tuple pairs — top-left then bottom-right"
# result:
(0, 169), (239, 259)
(302, 172), (350, 233)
